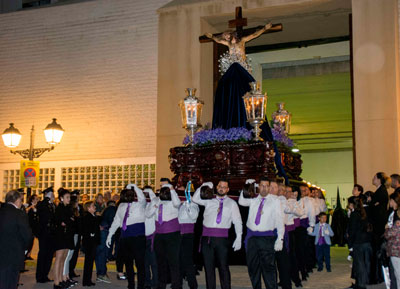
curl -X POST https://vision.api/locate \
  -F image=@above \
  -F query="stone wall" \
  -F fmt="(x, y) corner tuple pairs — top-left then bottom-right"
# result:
(0, 0), (169, 164)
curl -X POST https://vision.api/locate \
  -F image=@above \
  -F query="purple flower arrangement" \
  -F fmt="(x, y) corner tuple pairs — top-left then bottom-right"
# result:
(183, 127), (252, 146)
(271, 124), (294, 148)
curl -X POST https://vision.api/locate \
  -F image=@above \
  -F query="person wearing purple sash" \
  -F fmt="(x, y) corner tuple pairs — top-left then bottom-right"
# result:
(143, 187), (158, 289)
(299, 184), (317, 275)
(146, 183), (182, 289)
(106, 184), (147, 289)
(274, 182), (293, 289)
(178, 192), (199, 289)
(239, 177), (284, 289)
(308, 212), (334, 272)
(193, 179), (242, 289)
(284, 186), (304, 288)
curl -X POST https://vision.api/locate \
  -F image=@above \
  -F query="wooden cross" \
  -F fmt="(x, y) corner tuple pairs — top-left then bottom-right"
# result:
(199, 6), (283, 43)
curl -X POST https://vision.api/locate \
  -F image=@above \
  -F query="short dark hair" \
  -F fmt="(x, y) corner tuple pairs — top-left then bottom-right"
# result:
(318, 212), (327, 218)
(354, 184), (364, 194)
(218, 178), (229, 186)
(259, 176), (269, 183)
(299, 184), (309, 189)
(120, 189), (136, 203)
(391, 174), (400, 183)
(5, 190), (22, 204)
(160, 178), (171, 184)
(83, 200), (94, 211)
(58, 188), (70, 199)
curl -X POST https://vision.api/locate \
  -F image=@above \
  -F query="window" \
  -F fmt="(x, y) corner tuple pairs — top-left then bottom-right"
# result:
(61, 164), (156, 199)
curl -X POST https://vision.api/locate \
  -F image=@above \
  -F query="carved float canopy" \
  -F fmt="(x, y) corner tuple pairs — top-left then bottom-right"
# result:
(169, 141), (302, 193)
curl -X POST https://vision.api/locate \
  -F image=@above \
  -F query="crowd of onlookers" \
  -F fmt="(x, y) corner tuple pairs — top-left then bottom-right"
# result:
(346, 173), (400, 289)
(0, 172), (399, 289)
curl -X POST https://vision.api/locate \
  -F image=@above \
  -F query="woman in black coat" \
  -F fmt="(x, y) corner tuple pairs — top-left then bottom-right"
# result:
(53, 189), (74, 289)
(348, 197), (373, 289)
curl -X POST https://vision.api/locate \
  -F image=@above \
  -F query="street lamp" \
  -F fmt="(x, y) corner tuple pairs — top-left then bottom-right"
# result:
(2, 119), (64, 160)
(2, 119), (64, 198)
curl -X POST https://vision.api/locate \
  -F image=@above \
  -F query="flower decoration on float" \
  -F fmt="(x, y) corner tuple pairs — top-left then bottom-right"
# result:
(182, 127), (252, 146)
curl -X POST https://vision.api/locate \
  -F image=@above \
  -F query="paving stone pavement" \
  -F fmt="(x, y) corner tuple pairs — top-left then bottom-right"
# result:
(19, 247), (386, 289)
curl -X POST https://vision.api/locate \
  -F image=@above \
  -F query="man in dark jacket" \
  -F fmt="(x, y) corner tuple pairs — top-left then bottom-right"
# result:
(0, 190), (33, 289)
(35, 187), (56, 283)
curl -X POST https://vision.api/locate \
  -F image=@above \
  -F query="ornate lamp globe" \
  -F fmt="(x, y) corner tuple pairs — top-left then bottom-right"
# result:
(271, 102), (291, 134)
(243, 82), (267, 141)
(2, 123), (22, 148)
(44, 118), (64, 146)
(179, 88), (204, 145)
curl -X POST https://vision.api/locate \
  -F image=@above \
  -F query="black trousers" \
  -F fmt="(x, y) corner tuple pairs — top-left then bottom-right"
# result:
(275, 240), (292, 289)
(246, 236), (276, 289)
(145, 239), (158, 288)
(201, 237), (231, 289)
(288, 231), (301, 285)
(294, 227), (307, 279)
(115, 230), (124, 273)
(305, 235), (316, 271)
(353, 242), (372, 289)
(180, 233), (198, 289)
(69, 235), (81, 276)
(83, 244), (96, 285)
(120, 236), (146, 289)
(0, 267), (19, 289)
(35, 234), (54, 282)
(154, 232), (182, 289)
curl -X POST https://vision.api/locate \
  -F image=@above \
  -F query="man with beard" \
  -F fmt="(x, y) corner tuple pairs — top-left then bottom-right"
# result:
(193, 179), (242, 289)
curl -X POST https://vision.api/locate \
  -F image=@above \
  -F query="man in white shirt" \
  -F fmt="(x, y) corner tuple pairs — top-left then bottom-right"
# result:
(285, 186), (304, 287)
(146, 183), (182, 289)
(193, 179), (242, 289)
(299, 184), (317, 274)
(143, 186), (158, 289)
(106, 184), (147, 289)
(179, 187), (200, 289)
(239, 177), (284, 289)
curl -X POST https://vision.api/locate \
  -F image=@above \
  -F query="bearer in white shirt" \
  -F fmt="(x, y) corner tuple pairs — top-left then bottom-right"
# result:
(146, 183), (181, 289)
(239, 177), (284, 289)
(192, 179), (242, 289)
(178, 185), (199, 289)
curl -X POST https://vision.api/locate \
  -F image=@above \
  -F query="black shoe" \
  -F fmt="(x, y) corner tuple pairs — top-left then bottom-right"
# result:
(317, 268), (323, 272)
(301, 276), (307, 281)
(327, 269), (331, 272)
(70, 272), (80, 278)
(82, 282), (95, 287)
(53, 285), (63, 289)
(295, 283), (303, 288)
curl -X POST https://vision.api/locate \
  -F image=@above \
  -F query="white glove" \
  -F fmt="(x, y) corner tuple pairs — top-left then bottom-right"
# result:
(232, 236), (242, 251)
(106, 235), (112, 248)
(307, 226), (314, 234)
(349, 247), (353, 252)
(202, 182), (214, 189)
(162, 183), (173, 189)
(347, 255), (352, 261)
(274, 239), (283, 251)
(126, 183), (138, 190)
(324, 229), (330, 235)
(245, 179), (256, 184)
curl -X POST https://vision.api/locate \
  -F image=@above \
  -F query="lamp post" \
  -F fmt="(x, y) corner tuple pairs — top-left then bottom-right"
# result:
(2, 118), (64, 197)
(243, 82), (268, 141)
(179, 88), (204, 145)
(271, 102), (291, 134)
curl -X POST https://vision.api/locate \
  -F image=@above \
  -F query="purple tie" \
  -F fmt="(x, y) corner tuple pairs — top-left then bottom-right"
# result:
(122, 203), (131, 231)
(216, 198), (224, 224)
(158, 204), (163, 225)
(255, 198), (265, 225)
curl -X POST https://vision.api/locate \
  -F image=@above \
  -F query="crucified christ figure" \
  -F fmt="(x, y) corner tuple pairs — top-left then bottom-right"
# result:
(205, 22), (272, 62)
